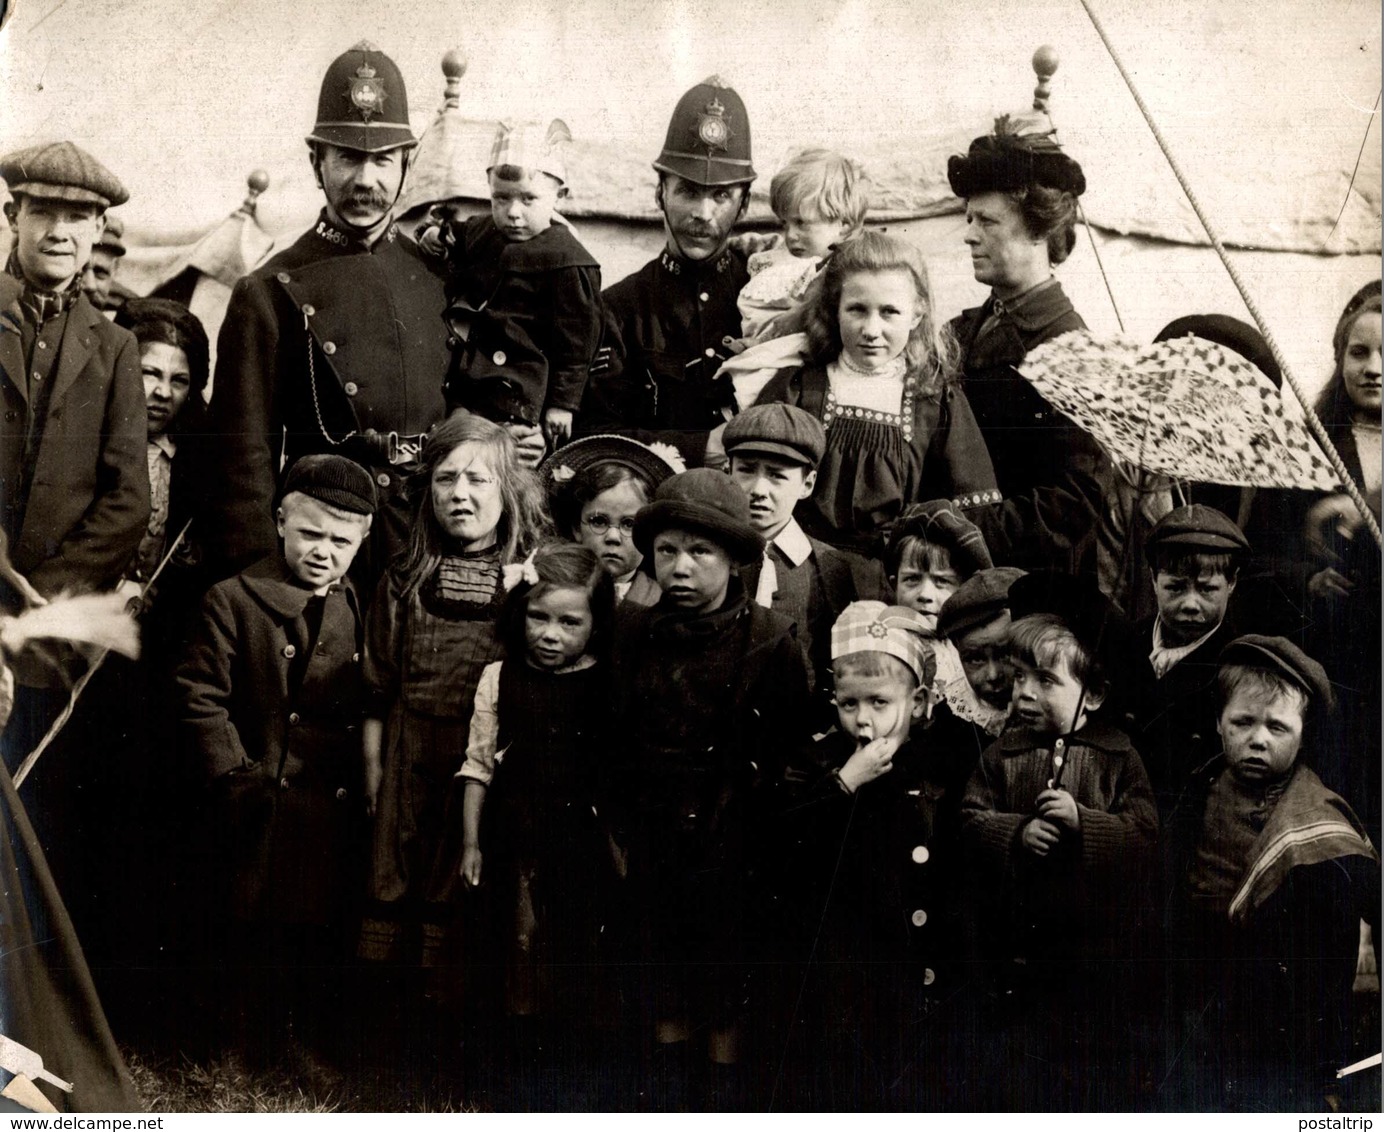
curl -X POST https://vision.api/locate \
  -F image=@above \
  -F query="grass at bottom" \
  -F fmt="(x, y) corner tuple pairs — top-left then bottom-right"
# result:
(122, 1045), (480, 1113)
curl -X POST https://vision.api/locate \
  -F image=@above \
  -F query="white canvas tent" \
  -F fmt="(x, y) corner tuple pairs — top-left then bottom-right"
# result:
(0, 0), (1378, 397)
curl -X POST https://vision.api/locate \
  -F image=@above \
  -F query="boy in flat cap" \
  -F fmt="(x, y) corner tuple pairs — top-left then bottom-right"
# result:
(959, 571), (1157, 1108)
(1125, 503), (1250, 818)
(1163, 635), (1379, 1110)
(608, 467), (810, 1103)
(0, 141), (148, 609)
(781, 602), (975, 1107)
(178, 454), (377, 1059)
(938, 565), (1027, 734)
(430, 119), (602, 449)
(724, 403), (855, 705)
(81, 212), (126, 314)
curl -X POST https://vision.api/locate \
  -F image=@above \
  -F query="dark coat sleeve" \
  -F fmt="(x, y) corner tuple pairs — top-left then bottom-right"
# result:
(959, 744), (1028, 876)
(177, 582), (255, 781)
(926, 384), (999, 503)
(543, 264), (603, 414)
(204, 273), (284, 573)
(29, 324), (150, 596)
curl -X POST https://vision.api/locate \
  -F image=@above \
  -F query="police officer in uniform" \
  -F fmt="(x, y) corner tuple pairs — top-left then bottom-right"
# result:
(577, 76), (756, 467)
(207, 42), (541, 589)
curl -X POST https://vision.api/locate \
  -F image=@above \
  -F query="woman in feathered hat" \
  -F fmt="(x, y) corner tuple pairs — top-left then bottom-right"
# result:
(945, 114), (1112, 578)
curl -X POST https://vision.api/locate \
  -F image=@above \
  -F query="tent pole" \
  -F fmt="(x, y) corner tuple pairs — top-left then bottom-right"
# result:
(1076, 0), (1383, 549)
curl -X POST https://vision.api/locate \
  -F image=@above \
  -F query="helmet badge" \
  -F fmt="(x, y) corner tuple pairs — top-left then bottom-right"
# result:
(348, 62), (388, 123)
(696, 96), (731, 151)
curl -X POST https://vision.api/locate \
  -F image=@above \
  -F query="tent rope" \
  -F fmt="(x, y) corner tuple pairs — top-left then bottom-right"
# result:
(1077, 0), (1383, 549)
(1324, 88), (1380, 249)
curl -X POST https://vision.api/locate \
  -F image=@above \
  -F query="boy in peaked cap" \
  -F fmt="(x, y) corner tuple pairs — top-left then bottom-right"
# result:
(724, 403), (856, 707)
(433, 118), (602, 449)
(177, 453), (377, 1059)
(1124, 503), (1251, 817)
(959, 570), (1157, 1108)
(607, 466), (810, 1102)
(1163, 635), (1379, 1110)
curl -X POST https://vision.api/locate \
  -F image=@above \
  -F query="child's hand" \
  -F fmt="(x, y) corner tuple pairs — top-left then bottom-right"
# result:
(460, 845), (483, 888)
(542, 408), (573, 448)
(837, 736), (900, 794)
(1036, 787), (1080, 832)
(1021, 817), (1062, 857)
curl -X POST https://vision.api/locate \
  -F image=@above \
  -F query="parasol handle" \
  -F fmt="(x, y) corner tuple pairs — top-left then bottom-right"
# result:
(1077, 0), (1382, 549)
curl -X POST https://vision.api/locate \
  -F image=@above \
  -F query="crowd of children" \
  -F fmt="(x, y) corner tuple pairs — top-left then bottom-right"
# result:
(4, 124), (1378, 1114)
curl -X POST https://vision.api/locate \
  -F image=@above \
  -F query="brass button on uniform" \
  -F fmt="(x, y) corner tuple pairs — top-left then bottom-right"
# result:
(698, 291), (709, 302)
(704, 347), (716, 358)
(923, 968), (936, 986)
(911, 845), (930, 865)
(335, 787), (348, 801)
(376, 472), (391, 487)
(302, 303), (315, 316)
(322, 341), (337, 355)
(492, 350), (507, 366)
(344, 381), (359, 396)
(911, 909), (927, 928)
(277, 272), (291, 284)
(283, 644), (296, 659)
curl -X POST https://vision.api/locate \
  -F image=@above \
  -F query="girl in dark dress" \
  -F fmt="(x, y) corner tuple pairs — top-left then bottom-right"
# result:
(755, 231), (999, 563)
(456, 542), (618, 1024)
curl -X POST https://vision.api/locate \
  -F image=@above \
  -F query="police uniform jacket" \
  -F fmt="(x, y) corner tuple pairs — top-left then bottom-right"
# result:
(578, 246), (748, 466)
(950, 282), (1112, 573)
(206, 212), (451, 582)
(442, 214), (601, 426)
(177, 554), (367, 926)
(0, 274), (149, 600)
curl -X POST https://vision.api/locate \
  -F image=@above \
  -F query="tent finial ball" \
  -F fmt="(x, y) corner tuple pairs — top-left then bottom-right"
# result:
(247, 169), (270, 196)
(442, 48), (467, 81)
(1032, 44), (1060, 111)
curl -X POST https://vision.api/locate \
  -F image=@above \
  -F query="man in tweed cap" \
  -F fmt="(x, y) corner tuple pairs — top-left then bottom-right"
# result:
(1, 140), (149, 606)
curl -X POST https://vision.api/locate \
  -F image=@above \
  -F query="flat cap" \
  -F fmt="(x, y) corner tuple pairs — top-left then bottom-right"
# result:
(723, 403), (826, 468)
(0, 141), (128, 209)
(1146, 504), (1250, 559)
(633, 468), (763, 568)
(95, 212), (126, 256)
(1218, 634), (1334, 712)
(937, 566), (1027, 641)
(280, 454), (377, 516)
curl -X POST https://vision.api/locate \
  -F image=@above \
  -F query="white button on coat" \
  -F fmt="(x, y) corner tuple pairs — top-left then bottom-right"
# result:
(911, 845), (930, 865)
(911, 909), (927, 927)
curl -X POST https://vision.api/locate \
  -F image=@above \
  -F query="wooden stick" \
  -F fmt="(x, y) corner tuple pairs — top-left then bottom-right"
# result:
(12, 520), (192, 790)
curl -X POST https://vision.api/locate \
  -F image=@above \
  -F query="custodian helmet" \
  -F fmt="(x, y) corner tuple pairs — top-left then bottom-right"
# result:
(652, 75), (756, 187)
(306, 41), (417, 154)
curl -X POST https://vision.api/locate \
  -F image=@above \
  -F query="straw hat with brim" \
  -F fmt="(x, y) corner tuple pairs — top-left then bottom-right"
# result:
(538, 434), (683, 494)
(633, 468), (764, 568)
